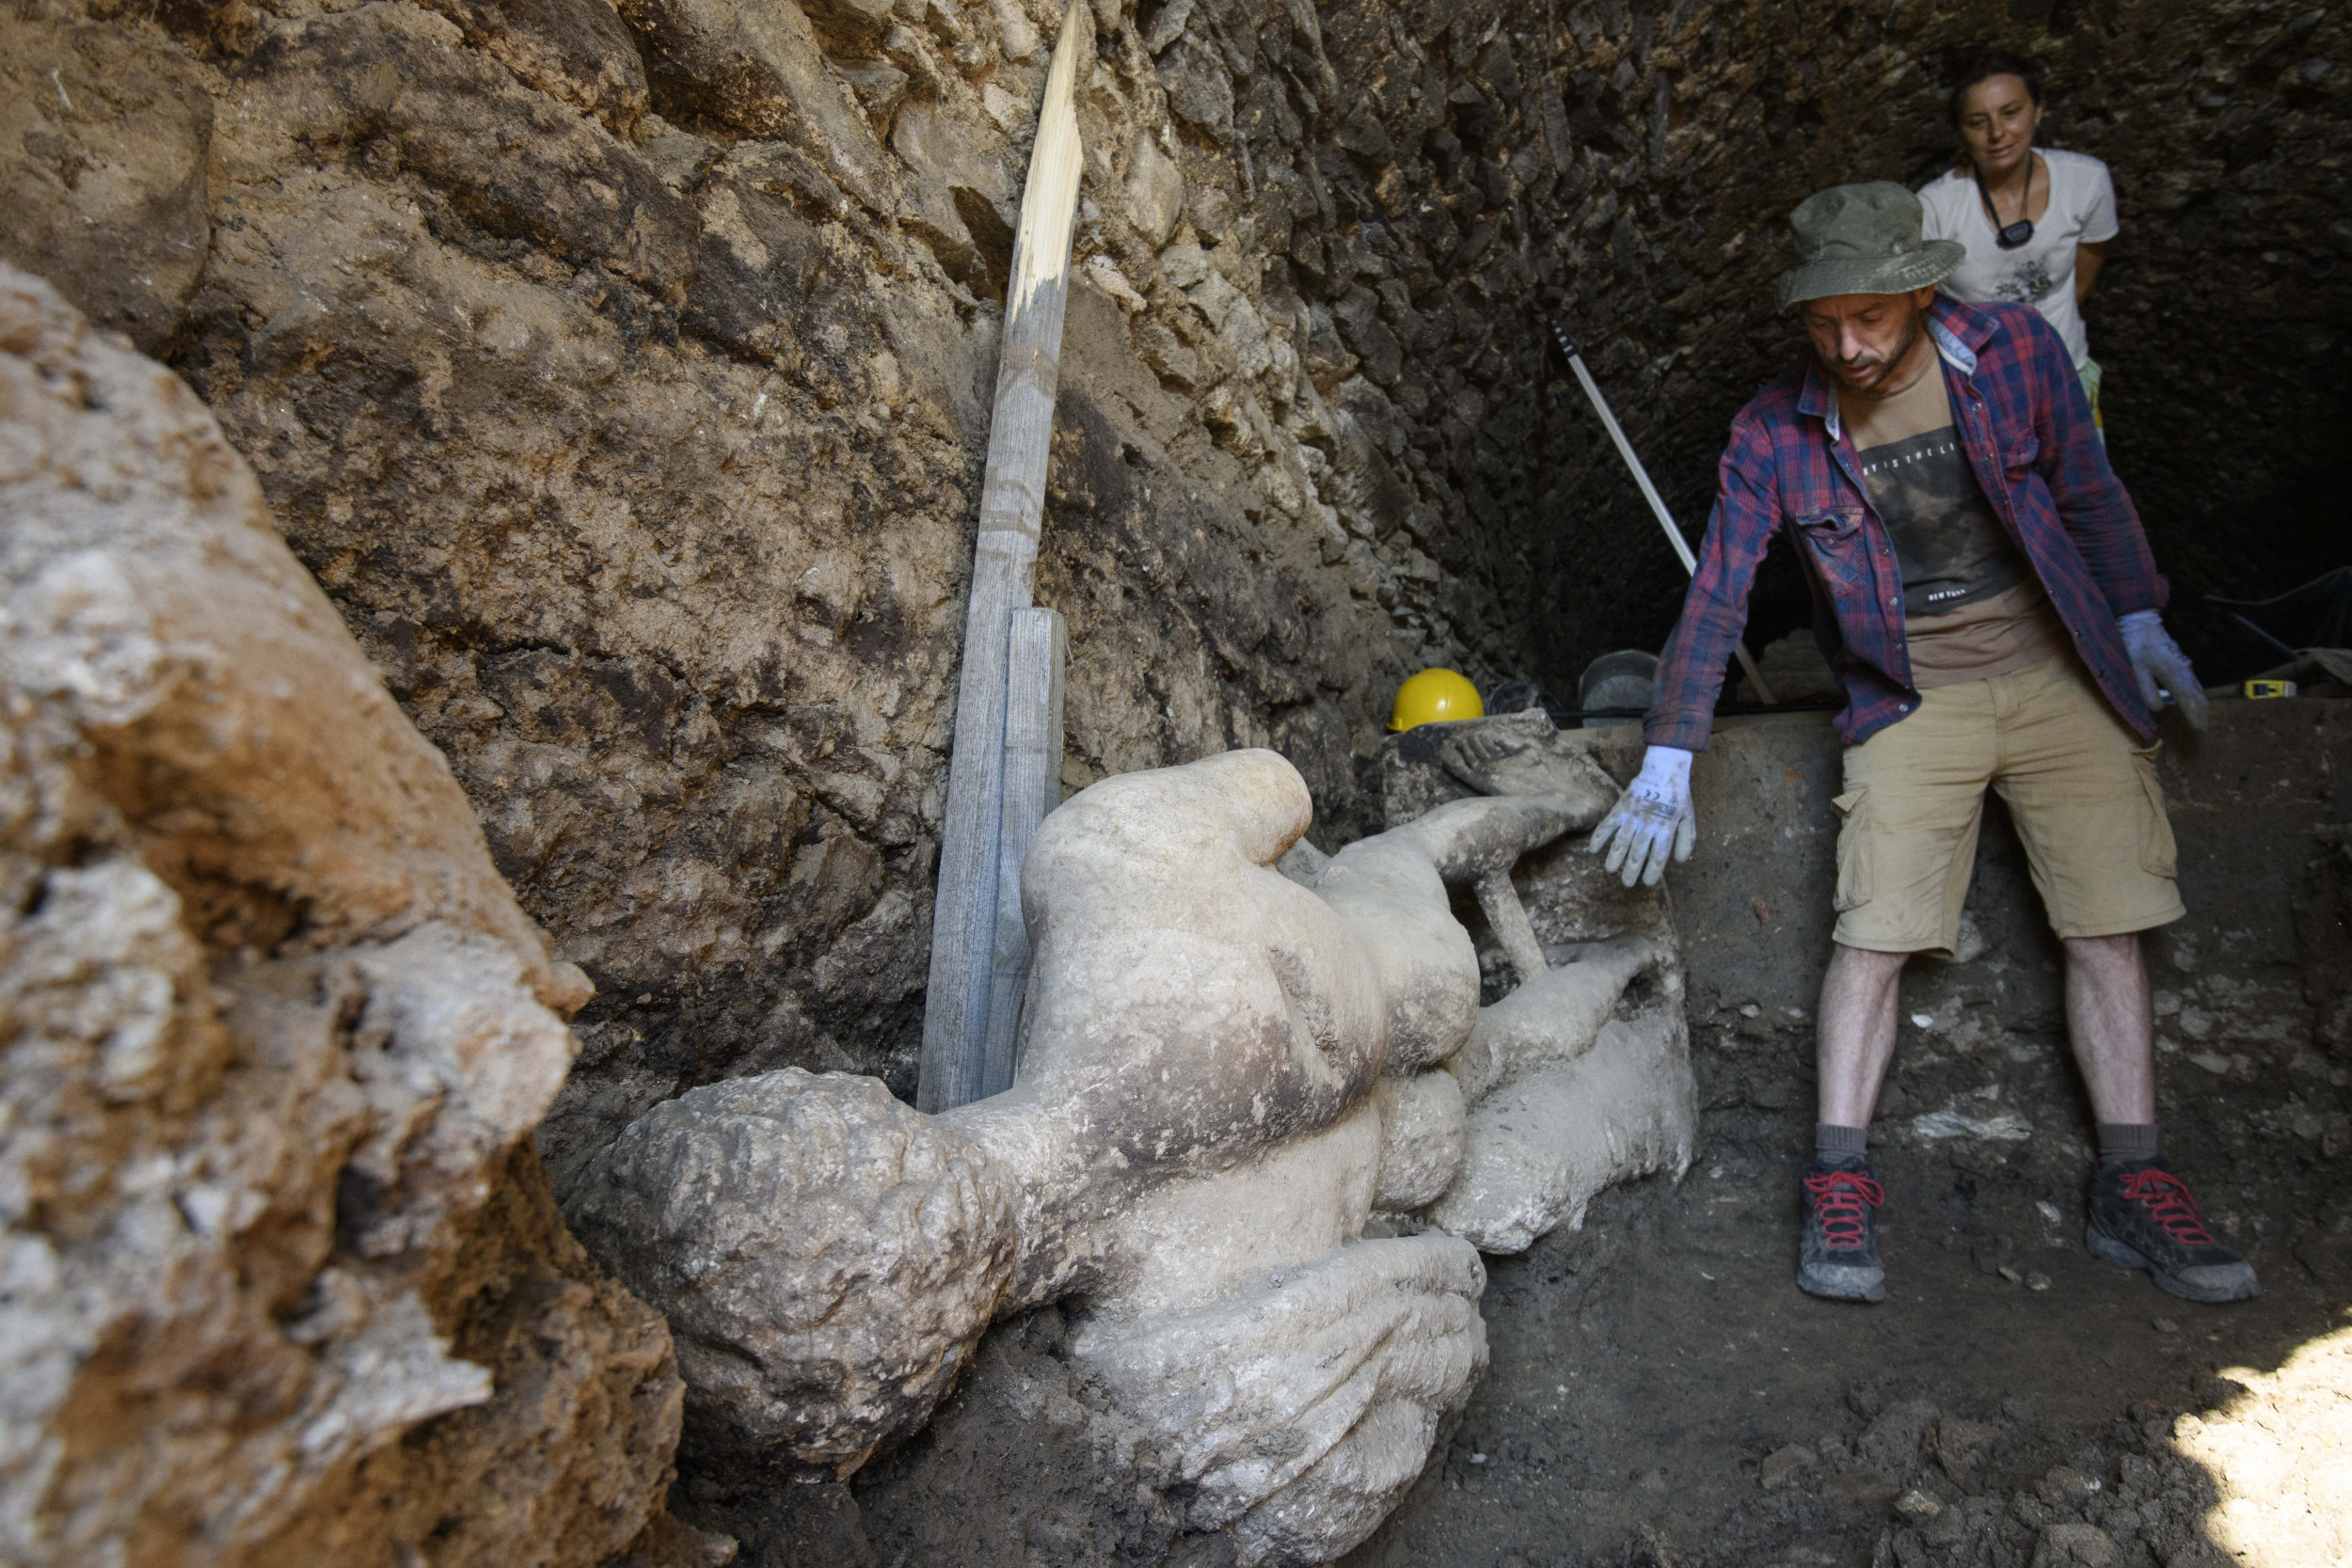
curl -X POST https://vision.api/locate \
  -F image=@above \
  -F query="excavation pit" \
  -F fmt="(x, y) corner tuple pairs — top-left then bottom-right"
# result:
(3, 0), (2348, 1563)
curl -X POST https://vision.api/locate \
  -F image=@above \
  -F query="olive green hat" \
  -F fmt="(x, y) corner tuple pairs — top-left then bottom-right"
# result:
(1774, 181), (1966, 309)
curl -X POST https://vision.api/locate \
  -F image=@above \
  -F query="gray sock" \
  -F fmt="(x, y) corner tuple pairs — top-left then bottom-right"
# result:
(1815, 1123), (1869, 1166)
(2097, 1122), (2158, 1164)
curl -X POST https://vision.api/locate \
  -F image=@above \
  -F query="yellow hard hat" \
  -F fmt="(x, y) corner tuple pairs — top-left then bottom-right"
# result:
(1390, 667), (1484, 731)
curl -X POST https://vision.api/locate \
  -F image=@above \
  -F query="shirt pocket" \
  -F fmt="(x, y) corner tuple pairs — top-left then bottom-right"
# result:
(1791, 510), (1872, 595)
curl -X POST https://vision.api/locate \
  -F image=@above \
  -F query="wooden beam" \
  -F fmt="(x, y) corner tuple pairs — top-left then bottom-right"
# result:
(980, 606), (1066, 1097)
(917, 0), (1089, 1113)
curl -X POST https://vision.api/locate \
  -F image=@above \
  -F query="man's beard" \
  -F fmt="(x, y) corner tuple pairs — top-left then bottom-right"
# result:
(1832, 314), (1925, 394)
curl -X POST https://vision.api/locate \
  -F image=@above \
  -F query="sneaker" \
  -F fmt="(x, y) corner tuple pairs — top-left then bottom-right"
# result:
(2086, 1157), (2259, 1304)
(1798, 1162), (1886, 1303)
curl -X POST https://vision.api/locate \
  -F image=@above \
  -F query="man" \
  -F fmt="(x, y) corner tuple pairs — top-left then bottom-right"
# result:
(1588, 182), (2257, 1307)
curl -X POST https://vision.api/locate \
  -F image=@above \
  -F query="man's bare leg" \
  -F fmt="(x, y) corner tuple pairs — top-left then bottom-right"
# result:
(2065, 930), (2258, 1300)
(1798, 942), (1915, 1303)
(1816, 942), (1915, 1128)
(2062, 932), (2156, 1125)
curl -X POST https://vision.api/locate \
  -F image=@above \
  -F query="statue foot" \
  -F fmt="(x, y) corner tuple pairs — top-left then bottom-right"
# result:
(1438, 722), (1620, 828)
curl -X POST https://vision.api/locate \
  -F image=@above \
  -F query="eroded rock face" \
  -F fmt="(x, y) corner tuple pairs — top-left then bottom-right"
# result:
(0, 268), (690, 1568)
(0, 17), (213, 356)
(0, 0), (1435, 1171)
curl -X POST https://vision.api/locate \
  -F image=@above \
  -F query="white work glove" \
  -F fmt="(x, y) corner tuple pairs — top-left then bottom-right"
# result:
(2119, 610), (2209, 732)
(1588, 744), (1695, 888)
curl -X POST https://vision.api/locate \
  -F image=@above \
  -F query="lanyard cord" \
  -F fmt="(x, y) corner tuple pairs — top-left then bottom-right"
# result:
(1974, 151), (2037, 231)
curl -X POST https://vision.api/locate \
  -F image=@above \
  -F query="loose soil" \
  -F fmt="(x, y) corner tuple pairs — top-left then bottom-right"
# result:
(1341, 1070), (2352, 1568)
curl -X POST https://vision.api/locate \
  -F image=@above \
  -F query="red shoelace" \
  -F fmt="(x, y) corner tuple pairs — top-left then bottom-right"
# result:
(2118, 1167), (2215, 1247)
(1804, 1171), (1885, 1250)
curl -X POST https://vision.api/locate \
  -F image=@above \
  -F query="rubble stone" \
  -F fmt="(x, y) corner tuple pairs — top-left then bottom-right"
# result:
(1759, 1443), (1819, 1490)
(0, 267), (693, 1567)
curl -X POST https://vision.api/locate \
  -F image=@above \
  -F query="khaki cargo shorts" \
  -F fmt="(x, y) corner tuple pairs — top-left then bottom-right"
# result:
(1831, 656), (2185, 955)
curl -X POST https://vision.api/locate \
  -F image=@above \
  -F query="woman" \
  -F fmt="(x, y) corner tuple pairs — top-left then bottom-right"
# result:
(1918, 51), (2118, 431)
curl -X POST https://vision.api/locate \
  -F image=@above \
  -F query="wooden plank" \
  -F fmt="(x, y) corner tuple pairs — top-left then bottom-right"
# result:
(980, 606), (1066, 1097)
(917, 0), (1089, 1113)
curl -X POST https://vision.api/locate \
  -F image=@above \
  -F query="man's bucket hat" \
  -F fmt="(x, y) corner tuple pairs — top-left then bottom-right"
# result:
(1775, 182), (1965, 309)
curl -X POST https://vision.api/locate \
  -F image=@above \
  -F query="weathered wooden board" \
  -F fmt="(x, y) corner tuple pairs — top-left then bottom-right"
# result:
(917, 1), (1089, 1113)
(980, 607), (1067, 1097)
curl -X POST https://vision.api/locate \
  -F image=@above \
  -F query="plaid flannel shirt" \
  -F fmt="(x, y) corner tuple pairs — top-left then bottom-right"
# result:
(1645, 295), (2167, 752)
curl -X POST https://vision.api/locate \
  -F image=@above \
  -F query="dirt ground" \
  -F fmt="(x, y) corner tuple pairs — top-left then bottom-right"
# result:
(1340, 1053), (2352, 1568)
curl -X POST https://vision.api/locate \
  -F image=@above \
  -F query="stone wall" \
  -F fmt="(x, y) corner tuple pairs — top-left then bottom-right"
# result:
(1286, 0), (2352, 677)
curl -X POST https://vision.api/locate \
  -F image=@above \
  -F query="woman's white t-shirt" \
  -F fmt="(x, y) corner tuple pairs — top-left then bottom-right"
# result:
(1918, 148), (2118, 368)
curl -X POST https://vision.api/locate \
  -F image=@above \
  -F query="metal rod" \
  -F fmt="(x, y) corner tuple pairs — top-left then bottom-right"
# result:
(1553, 325), (1779, 705)
(2219, 608), (2299, 663)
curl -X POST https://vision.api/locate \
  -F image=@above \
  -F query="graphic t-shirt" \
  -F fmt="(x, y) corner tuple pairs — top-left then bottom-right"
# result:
(1840, 358), (2070, 687)
(1918, 148), (2119, 369)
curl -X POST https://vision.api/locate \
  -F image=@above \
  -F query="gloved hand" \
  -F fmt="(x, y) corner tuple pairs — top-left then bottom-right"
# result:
(2119, 610), (2209, 732)
(1588, 744), (1695, 888)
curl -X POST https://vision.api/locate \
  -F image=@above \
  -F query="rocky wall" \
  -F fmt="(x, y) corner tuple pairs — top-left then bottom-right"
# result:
(0, 269), (703, 1568)
(0, 0), (1434, 1180)
(1285, 0), (2352, 680)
